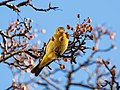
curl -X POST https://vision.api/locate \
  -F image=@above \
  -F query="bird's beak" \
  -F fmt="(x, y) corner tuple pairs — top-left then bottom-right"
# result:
(59, 29), (64, 33)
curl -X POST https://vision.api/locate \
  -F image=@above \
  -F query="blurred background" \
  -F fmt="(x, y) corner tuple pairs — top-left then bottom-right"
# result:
(0, 0), (120, 90)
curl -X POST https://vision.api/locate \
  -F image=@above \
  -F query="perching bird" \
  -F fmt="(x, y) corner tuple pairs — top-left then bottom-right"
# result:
(31, 27), (69, 76)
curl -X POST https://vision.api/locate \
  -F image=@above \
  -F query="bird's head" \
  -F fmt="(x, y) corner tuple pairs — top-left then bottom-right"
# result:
(55, 27), (65, 35)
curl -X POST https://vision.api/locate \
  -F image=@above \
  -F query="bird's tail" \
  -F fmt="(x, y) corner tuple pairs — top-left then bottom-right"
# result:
(31, 64), (44, 76)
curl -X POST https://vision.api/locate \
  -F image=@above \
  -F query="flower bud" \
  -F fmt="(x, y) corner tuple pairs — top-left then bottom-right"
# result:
(77, 14), (80, 18)
(51, 36), (55, 41)
(59, 36), (63, 41)
(60, 64), (65, 69)
(66, 25), (71, 29)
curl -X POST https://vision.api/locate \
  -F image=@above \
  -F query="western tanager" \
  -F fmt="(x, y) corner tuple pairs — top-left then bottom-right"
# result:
(31, 27), (69, 76)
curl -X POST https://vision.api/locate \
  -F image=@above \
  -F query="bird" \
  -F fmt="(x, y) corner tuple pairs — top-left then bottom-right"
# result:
(31, 27), (69, 76)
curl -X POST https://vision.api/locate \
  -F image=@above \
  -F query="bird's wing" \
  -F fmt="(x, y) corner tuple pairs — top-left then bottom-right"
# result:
(39, 51), (58, 68)
(45, 36), (56, 54)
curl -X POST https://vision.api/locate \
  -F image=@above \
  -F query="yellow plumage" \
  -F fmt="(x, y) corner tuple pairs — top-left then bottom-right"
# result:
(31, 27), (69, 76)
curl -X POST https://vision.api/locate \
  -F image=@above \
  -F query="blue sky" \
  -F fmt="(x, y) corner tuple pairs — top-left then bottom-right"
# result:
(0, 0), (120, 90)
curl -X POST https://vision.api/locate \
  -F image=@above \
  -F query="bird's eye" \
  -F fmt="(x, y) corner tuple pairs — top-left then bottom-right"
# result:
(58, 29), (60, 31)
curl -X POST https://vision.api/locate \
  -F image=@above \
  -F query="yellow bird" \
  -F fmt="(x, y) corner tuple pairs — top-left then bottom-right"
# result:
(31, 27), (69, 76)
